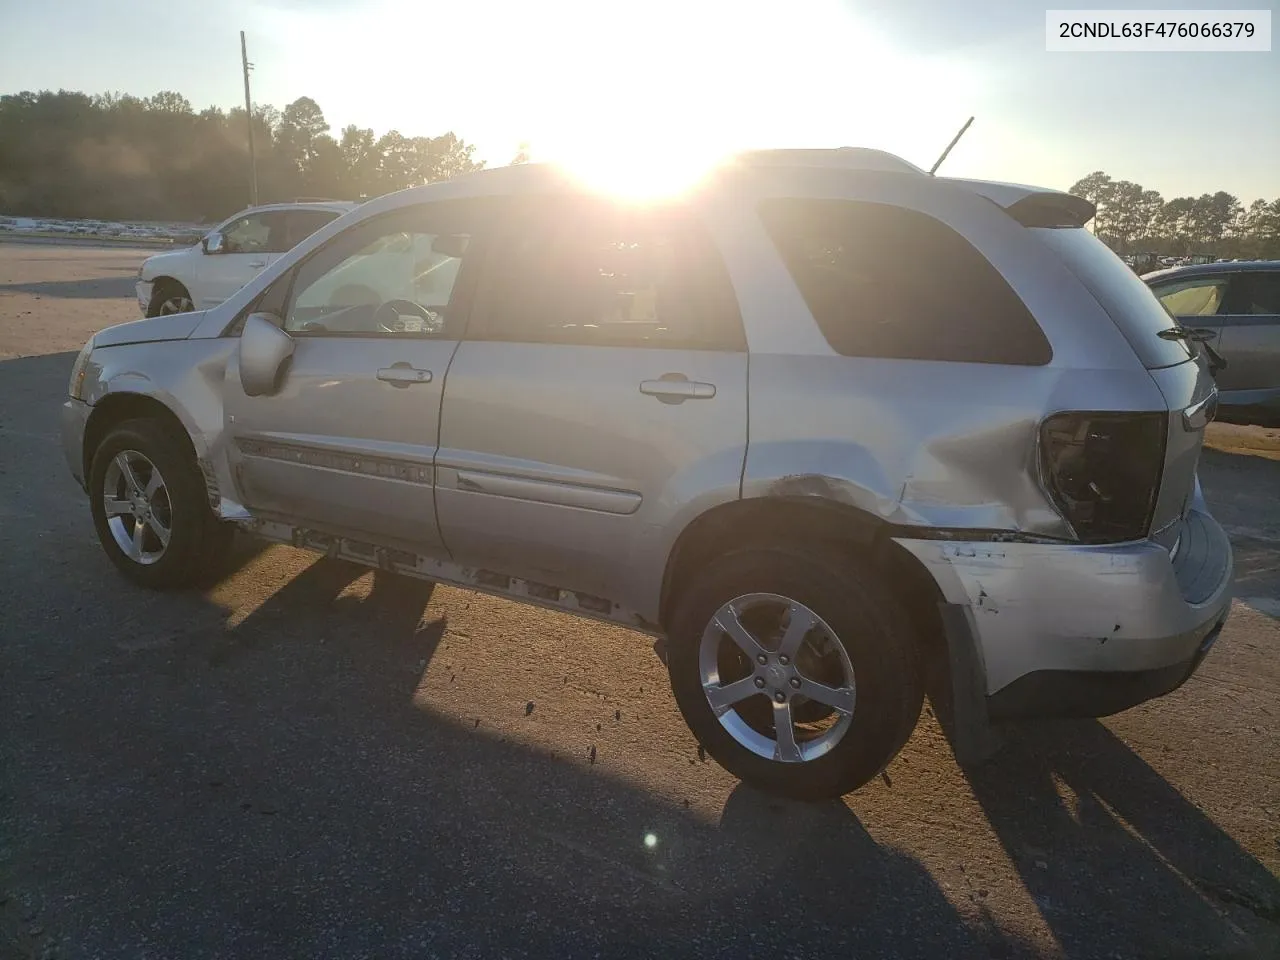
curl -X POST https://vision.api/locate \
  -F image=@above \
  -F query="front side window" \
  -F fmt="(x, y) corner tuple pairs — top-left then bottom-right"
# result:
(221, 212), (284, 254)
(1152, 277), (1228, 317)
(759, 198), (1051, 365)
(283, 207), (478, 337)
(473, 203), (743, 350)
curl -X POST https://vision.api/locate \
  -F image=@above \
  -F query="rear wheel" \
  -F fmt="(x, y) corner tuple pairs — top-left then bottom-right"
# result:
(149, 281), (193, 317)
(667, 546), (922, 799)
(89, 419), (233, 589)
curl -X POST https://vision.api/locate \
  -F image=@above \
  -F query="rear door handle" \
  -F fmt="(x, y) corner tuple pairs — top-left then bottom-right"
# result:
(640, 375), (716, 404)
(377, 363), (433, 388)
(248, 260), (267, 268)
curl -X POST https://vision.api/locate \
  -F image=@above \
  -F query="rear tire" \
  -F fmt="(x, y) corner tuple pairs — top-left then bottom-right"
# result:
(89, 418), (233, 589)
(666, 545), (922, 800)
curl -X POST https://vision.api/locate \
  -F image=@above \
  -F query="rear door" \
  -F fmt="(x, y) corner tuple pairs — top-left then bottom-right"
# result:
(1216, 271), (1280, 402)
(433, 197), (748, 607)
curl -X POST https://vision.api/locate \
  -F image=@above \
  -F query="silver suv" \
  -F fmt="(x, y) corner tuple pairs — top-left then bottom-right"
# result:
(61, 151), (1233, 799)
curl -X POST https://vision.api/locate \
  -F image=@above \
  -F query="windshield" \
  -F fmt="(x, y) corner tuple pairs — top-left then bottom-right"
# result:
(1032, 227), (1193, 369)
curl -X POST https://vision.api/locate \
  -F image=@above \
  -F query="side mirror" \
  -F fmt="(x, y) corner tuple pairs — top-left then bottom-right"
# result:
(203, 232), (225, 255)
(239, 313), (295, 397)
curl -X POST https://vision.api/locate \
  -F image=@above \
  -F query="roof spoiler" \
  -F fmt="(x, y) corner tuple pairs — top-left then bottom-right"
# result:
(1005, 193), (1096, 227)
(942, 178), (1096, 227)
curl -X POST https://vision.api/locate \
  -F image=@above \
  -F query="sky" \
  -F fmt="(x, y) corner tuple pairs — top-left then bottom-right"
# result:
(1, 0), (1277, 201)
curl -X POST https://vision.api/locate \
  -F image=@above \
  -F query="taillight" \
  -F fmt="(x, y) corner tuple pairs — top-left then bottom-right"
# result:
(1039, 411), (1167, 543)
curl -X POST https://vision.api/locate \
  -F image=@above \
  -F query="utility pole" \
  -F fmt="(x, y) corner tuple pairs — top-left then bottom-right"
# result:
(240, 30), (259, 206)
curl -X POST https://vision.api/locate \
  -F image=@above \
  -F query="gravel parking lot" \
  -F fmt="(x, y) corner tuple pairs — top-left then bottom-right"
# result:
(1, 240), (1278, 960)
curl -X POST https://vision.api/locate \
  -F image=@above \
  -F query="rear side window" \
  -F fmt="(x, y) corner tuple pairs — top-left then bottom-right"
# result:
(471, 201), (745, 351)
(286, 210), (341, 248)
(1233, 272), (1280, 315)
(758, 199), (1051, 365)
(1033, 227), (1193, 369)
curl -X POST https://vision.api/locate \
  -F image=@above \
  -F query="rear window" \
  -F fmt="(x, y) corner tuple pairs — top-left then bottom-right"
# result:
(758, 199), (1051, 365)
(1032, 227), (1193, 369)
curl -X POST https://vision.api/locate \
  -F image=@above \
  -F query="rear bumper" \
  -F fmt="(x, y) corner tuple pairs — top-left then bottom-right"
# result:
(984, 616), (1225, 719)
(895, 500), (1233, 719)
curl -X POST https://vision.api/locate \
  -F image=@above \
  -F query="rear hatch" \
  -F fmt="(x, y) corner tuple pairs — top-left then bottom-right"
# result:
(946, 179), (1214, 546)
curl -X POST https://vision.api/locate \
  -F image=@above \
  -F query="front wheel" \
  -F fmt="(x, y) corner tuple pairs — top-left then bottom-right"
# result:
(149, 282), (194, 317)
(88, 419), (233, 589)
(666, 546), (922, 800)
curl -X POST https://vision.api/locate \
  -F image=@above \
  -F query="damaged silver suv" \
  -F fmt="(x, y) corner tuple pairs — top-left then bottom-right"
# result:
(62, 151), (1233, 799)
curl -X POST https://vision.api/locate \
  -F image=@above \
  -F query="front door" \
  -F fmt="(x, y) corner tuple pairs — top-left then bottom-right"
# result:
(434, 198), (749, 609)
(198, 210), (287, 308)
(223, 199), (494, 550)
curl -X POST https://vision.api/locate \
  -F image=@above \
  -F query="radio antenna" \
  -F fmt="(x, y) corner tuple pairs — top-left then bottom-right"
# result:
(928, 116), (974, 176)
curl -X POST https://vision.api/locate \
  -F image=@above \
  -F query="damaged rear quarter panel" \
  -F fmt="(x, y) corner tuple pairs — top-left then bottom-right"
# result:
(741, 355), (1169, 537)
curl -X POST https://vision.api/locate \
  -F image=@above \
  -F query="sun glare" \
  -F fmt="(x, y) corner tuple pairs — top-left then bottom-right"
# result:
(273, 0), (981, 196)
(547, 142), (732, 201)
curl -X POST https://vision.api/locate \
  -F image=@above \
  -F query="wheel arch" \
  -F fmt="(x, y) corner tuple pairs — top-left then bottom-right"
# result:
(147, 276), (191, 315)
(658, 496), (945, 639)
(82, 393), (207, 503)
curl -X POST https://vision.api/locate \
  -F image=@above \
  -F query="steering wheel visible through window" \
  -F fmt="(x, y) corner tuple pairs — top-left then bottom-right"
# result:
(284, 220), (470, 337)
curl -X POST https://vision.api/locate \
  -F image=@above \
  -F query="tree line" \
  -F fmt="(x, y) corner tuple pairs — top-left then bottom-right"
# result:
(0, 89), (485, 223)
(2, 88), (1278, 260)
(1070, 171), (1280, 260)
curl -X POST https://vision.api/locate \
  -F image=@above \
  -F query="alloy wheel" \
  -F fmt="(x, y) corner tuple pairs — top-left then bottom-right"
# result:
(699, 593), (856, 763)
(158, 295), (194, 315)
(102, 450), (173, 565)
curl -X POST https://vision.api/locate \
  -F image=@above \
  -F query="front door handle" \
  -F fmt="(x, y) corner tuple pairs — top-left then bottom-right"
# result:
(248, 260), (267, 268)
(377, 363), (433, 388)
(640, 375), (716, 404)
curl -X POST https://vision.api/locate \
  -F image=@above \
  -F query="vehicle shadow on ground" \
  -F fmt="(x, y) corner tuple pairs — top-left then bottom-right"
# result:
(1, 275), (137, 300)
(964, 720), (1280, 958)
(179, 554), (1025, 959)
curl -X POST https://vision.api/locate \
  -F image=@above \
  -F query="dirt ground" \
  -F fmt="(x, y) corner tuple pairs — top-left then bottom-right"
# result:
(1, 240), (1277, 960)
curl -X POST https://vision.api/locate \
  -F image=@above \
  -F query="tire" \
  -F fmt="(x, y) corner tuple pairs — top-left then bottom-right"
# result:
(148, 281), (194, 317)
(666, 545), (922, 800)
(88, 418), (234, 589)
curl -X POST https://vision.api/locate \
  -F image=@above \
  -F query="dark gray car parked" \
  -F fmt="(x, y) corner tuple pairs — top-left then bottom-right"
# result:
(1144, 260), (1280, 420)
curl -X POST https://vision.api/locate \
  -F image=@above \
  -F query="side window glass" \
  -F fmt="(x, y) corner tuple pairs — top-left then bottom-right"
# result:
(477, 207), (743, 350)
(1155, 277), (1228, 317)
(758, 199), (1051, 365)
(222, 213), (280, 254)
(284, 216), (472, 337)
(1239, 273), (1280, 315)
(287, 211), (340, 249)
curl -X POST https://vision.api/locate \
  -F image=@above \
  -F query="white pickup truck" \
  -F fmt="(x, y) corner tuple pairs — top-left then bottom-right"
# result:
(136, 201), (356, 316)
